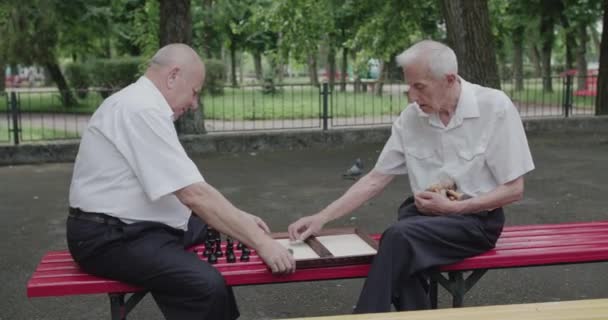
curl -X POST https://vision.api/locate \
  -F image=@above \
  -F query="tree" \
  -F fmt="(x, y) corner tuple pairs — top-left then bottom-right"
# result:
(0, 0), (78, 106)
(442, 0), (500, 88)
(159, 0), (204, 134)
(596, 0), (608, 115)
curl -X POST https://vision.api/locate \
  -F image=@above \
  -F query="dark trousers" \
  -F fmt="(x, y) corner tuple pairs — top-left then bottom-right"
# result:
(354, 197), (504, 313)
(66, 212), (239, 320)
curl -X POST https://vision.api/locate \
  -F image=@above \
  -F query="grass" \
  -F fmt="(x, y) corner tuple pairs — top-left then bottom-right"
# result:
(0, 125), (79, 143)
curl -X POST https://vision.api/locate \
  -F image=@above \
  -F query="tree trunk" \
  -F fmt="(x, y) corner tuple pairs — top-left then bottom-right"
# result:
(201, 0), (214, 59)
(230, 43), (237, 87)
(253, 51), (263, 82)
(159, 0), (192, 46)
(576, 24), (589, 90)
(45, 61), (77, 107)
(441, 0), (500, 88)
(561, 14), (575, 71)
(529, 46), (542, 77)
(539, 1), (555, 92)
(340, 47), (348, 92)
(0, 61), (5, 92)
(160, 0), (204, 134)
(513, 26), (524, 91)
(595, 0), (608, 115)
(308, 53), (319, 86)
(327, 44), (336, 89)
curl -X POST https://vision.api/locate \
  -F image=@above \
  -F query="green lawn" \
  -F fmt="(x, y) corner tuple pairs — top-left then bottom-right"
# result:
(0, 125), (79, 143)
(502, 78), (595, 108)
(204, 85), (408, 120)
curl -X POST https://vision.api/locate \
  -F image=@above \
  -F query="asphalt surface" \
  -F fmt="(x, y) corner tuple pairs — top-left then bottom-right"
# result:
(1, 131), (608, 319)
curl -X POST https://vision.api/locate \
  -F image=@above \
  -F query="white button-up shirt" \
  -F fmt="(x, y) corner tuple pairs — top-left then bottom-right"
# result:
(375, 78), (534, 196)
(69, 76), (204, 230)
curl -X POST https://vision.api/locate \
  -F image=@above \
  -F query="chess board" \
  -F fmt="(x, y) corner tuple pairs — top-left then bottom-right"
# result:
(273, 228), (378, 268)
(195, 227), (378, 269)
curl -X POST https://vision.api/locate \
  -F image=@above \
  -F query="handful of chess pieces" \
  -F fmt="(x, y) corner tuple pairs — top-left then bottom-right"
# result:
(426, 180), (465, 201)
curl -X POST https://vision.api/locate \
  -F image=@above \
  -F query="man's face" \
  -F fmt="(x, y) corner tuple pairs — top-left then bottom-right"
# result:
(403, 63), (449, 114)
(170, 66), (204, 120)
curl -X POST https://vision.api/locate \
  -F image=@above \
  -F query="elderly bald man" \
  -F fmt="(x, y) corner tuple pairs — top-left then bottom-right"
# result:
(67, 43), (295, 320)
(288, 40), (534, 313)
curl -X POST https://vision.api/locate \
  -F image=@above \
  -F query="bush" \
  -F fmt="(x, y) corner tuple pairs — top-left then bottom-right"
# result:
(64, 63), (91, 99)
(204, 59), (225, 96)
(89, 57), (144, 97)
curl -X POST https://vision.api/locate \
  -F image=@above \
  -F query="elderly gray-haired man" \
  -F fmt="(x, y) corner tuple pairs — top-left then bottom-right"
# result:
(288, 40), (534, 313)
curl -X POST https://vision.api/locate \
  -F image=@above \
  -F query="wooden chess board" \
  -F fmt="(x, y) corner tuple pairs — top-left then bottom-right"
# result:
(273, 228), (378, 268)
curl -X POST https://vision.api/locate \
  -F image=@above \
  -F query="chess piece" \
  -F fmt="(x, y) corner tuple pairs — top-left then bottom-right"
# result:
(208, 253), (218, 264)
(202, 241), (212, 257)
(242, 247), (250, 255)
(240, 253), (249, 262)
(237, 242), (244, 250)
(214, 241), (223, 257)
(227, 251), (236, 263)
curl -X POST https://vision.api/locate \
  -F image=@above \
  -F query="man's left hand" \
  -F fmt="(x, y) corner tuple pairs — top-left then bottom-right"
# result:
(414, 191), (461, 215)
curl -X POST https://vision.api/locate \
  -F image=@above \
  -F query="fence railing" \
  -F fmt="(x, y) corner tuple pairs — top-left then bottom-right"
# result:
(0, 74), (599, 145)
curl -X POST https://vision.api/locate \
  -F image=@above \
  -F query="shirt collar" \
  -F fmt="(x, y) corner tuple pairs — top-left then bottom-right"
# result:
(454, 77), (480, 119)
(136, 76), (175, 119)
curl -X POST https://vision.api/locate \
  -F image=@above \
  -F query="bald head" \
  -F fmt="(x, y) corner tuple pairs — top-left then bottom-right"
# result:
(149, 43), (204, 72)
(145, 44), (205, 120)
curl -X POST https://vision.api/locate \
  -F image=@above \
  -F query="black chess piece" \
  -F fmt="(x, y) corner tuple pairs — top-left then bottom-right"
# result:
(203, 241), (212, 258)
(214, 241), (223, 257)
(240, 253), (249, 262)
(208, 253), (218, 264)
(241, 247), (250, 255)
(237, 242), (244, 250)
(227, 251), (236, 263)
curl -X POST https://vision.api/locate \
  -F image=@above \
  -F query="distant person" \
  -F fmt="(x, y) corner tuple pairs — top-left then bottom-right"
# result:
(67, 43), (295, 320)
(288, 40), (534, 313)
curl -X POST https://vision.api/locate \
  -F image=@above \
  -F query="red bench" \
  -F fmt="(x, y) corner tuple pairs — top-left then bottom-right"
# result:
(28, 221), (608, 319)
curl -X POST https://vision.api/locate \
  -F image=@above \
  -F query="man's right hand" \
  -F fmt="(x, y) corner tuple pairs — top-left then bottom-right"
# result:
(256, 238), (296, 274)
(288, 214), (326, 241)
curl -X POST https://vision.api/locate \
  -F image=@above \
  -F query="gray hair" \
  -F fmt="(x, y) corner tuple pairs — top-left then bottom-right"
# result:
(395, 40), (458, 79)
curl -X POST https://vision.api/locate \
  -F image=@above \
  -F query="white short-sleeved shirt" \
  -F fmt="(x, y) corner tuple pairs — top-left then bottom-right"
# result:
(375, 78), (534, 196)
(69, 76), (204, 230)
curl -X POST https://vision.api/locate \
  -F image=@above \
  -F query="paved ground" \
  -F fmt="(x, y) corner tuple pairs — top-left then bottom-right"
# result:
(2, 131), (608, 319)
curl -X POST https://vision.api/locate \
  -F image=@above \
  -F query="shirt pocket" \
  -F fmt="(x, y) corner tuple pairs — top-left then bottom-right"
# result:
(456, 145), (486, 161)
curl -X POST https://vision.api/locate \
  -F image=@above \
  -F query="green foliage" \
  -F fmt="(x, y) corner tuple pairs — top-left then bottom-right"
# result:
(64, 63), (91, 98)
(89, 57), (143, 96)
(204, 59), (226, 96)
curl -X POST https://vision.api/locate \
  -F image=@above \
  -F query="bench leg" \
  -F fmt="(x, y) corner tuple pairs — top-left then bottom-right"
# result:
(108, 292), (148, 320)
(109, 294), (125, 320)
(430, 279), (438, 309)
(430, 269), (488, 308)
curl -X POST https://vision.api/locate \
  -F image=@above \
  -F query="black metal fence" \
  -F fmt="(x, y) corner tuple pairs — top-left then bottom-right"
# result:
(0, 74), (599, 145)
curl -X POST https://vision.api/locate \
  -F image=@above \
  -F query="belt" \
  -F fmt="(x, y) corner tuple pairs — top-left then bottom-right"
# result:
(68, 207), (124, 226)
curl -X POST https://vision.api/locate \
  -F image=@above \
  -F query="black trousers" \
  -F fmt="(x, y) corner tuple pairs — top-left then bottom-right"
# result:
(354, 197), (504, 313)
(66, 212), (239, 320)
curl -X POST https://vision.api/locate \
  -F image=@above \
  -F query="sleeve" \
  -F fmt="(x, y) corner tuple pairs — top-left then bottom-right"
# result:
(485, 97), (535, 184)
(113, 108), (204, 201)
(374, 116), (408, 175)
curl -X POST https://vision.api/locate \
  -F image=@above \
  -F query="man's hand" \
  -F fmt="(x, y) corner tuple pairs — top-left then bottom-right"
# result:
(288, 215), (326, 241)
(242, 211), (271, 234)
(256, 238), (296, 274)
(414, 191), (462, 215)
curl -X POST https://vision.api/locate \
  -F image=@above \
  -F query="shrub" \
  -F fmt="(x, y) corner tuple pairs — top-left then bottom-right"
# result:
(204, 59), (225, 96)
(89, 57), (144, 97)
(64, 63), (91, 99)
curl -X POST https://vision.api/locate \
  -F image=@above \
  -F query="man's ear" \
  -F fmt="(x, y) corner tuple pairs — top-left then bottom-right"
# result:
(167, 67), (181, 89)
(445, 74), (457, 86)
